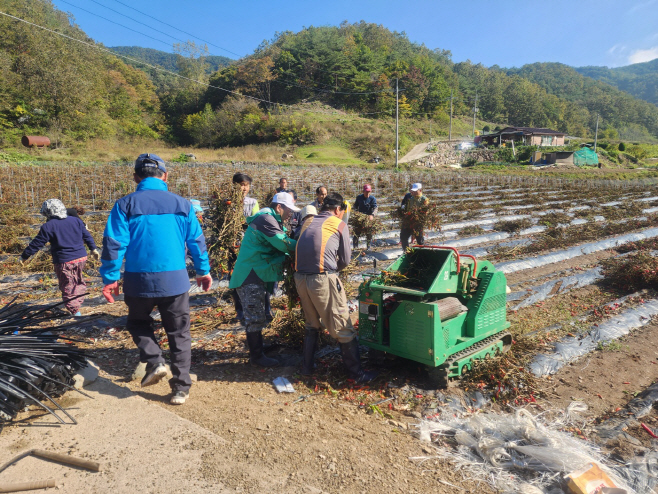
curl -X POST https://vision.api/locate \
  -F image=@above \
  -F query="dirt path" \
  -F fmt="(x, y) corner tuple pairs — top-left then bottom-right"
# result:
(399, 142), (430, 163)
(537, 321), (658, 417)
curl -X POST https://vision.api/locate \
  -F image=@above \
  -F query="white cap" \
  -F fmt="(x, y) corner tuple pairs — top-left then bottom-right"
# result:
(300, 205), (317, 218)
(272, 192), (301, 212)
(410, 183), (422, 191)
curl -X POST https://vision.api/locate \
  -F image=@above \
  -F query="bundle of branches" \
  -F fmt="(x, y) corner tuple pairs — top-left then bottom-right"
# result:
(269, 307), (306, 347)
(259, 187), (278, 209)
(206, 182), (245, 276)
(339, 257), (362, 298)
(378, 249), (432, 289)
(0, 297), (89, 427)
(281, 254), (299, 311)
(349, 212), (384, 244)
(390, 202), (442, 237)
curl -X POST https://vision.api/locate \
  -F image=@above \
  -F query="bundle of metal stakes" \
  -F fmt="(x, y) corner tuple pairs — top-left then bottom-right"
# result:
(0, 296), (88, 429)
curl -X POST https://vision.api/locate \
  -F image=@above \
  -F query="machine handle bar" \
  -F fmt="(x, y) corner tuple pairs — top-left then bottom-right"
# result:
(460, 254), (478, 277)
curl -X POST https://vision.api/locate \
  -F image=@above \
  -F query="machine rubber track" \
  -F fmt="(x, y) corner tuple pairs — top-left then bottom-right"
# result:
(427, 331), (512, 389)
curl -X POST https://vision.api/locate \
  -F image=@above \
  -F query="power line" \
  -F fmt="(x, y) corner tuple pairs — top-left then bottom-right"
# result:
(0, 10), (399, 119)
(88, 0), (189, 45)
(72, 1), (396, 96)
(109, 0), (242, 58)
(57, 0), (175, 49)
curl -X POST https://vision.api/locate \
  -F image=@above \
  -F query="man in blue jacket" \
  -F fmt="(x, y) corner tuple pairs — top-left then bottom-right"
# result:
(100, 153), (212, 405)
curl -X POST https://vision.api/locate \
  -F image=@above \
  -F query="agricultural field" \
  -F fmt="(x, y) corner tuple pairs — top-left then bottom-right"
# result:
(2, 161), (658, 492)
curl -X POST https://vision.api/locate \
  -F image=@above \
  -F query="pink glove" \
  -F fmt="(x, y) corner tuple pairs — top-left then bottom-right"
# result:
(196, 274), (212, 292)
(102, 282), (120, 303)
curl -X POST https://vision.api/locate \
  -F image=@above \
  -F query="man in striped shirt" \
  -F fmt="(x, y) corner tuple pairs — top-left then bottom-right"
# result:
(294, 192), (377, 382)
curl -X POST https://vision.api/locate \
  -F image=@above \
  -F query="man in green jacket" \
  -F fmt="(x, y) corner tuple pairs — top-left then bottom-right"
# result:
(229, 192), (298, 366)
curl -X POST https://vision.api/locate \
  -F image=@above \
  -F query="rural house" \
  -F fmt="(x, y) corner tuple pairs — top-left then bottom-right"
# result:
(479, 127), (567, 147)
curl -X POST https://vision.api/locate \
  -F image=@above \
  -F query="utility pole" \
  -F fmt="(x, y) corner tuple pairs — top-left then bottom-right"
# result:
(472, 91), (478, 138)
(594, 114), (599, 152)
(448, 89), (453, 142)
(395, 77), (399, 170)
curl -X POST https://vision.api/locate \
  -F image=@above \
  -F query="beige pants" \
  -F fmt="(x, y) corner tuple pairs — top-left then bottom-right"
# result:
(294, 272), (356, 344)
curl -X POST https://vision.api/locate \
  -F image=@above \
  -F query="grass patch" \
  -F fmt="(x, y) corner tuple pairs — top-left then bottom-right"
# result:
(296, 143), (365, 165)
(596, 340), (627, 352)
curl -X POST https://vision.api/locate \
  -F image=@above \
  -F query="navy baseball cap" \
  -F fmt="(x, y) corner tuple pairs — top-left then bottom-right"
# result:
(135, 153), (166, 172)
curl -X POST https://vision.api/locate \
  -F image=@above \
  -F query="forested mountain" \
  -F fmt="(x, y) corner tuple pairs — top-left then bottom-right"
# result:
(576, 58), (658, 107)
(0, 0), (162, 146)
(2, 0), (658, 152)
(506, 63), (658, 141)
(189, 23), (656, 146)
(110, 46), (233, 74)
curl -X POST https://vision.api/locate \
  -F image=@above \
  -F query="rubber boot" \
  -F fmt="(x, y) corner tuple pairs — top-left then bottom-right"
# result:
(246, 331), (279, 367)
(339, 339), (378, 383)
(301, 328), (319, 375)
(352, 236), (359, 250)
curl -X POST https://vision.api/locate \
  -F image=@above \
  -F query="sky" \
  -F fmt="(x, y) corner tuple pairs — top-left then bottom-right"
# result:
(48, 0), (658, 68)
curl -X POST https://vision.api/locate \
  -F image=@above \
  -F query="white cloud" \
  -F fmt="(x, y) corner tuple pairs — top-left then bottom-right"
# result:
(629, 46), (658, 64)
(607, 44), (626, 55)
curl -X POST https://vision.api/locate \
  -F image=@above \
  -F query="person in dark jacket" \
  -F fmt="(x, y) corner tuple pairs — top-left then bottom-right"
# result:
(21, 199), (100, 316)
(275, 177), (290, 193)
(229, 172), (260, 324)
(100, 153), (212, 406)
(310, 186), (327, 210)
(352, 184), (379, 248)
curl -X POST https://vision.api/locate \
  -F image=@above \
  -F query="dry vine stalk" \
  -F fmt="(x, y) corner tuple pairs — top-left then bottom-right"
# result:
(206, 182), (245, 276)
(390, 202), (442, 239)
(349, 212), (384, 245)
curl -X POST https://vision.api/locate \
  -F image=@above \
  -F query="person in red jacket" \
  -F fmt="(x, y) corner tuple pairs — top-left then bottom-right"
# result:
(21, 199), (100, 316)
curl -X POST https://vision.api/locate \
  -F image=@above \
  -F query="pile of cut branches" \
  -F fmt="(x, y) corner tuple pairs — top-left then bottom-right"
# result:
(269, 307), (306, 347)
(601, 251), (658, 292)
(349, 212), (384, 244)
(206, 182), (245, 276)
(466, 336), (542, 407)
(493, 217), (533, 233)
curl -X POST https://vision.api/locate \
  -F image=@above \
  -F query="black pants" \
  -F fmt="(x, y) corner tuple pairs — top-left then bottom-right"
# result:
(125, 292), (192, 392)
(400, 227), (424, 250)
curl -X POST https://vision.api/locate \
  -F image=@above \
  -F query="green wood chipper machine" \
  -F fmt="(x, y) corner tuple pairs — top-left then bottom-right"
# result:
(357, 246), (511, 387)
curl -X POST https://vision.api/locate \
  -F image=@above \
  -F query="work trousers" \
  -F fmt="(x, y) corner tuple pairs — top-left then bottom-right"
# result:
(125, 292), (192, 392)
(294, 272), (356, 344)
(53, 258), (87, 314)
(236, 282), (270, 333)
(353, 235), (373, 250)
(229, 252), (271, 322)
(400, 227), (424, 250)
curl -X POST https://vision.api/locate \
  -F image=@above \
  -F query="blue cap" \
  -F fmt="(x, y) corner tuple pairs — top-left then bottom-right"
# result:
(135, 153), (166, 172)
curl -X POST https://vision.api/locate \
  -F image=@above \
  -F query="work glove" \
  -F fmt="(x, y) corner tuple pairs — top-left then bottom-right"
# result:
(102, 282), (120, 303)
(196, 274), (213, 292)
(90, 249), (101, 261)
